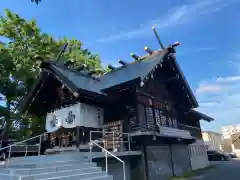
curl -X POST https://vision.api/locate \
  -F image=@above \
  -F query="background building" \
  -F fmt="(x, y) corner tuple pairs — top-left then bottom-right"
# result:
(202, 131), (223, 151)
(221, 124), (240, 155)
(222, 124), (240, 139)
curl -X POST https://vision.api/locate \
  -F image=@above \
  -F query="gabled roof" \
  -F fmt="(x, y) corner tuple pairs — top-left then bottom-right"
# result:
(47, 48), (169, 95)
(20, 46), (199, 114)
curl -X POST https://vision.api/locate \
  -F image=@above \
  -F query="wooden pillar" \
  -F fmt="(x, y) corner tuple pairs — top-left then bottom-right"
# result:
(76, 126), (80, 151)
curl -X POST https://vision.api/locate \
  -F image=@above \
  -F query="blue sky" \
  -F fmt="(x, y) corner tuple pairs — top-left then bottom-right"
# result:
(1, 0), (240, 132)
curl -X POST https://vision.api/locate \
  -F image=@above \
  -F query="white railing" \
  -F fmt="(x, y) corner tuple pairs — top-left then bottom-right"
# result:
(90, 130), (131, 152)
(89, 140), (126, 180)
(0, 133), (46, 167)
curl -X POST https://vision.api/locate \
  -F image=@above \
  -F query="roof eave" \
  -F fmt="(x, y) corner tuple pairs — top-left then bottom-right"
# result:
(173, 58), (199, 108)
(190, 109), (214, 122)
(48, 64), (80, 97)
(18, 71), (47, 115)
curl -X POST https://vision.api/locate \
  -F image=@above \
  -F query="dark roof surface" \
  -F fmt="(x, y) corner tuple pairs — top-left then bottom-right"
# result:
(50, 48), (169, 94)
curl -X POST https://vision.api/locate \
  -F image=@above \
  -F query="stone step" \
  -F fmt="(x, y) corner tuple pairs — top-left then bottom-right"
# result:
(0, 173), (114, 180)
(0, 174), (19, 180)
(0, 162), (97, 175)
(82, 176), (113, 180)
(5, 159), (90, 169)
(20, 167), (102, 180)
(9, 153), (90, 164)
(35, 171), (108, 180)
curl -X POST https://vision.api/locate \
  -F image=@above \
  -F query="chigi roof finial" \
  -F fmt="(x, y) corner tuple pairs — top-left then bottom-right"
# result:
(152, 26), (165, 49)
(172, 41), (180, 47)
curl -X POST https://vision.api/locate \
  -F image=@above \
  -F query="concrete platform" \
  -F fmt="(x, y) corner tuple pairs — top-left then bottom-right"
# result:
(90, 150), (141, 159)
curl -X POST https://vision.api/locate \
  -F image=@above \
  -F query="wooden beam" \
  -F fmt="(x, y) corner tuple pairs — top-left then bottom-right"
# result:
(144, 47), (153, 55)
(172, 41), (180, 48)
(108, 65), (116, 71)
(130, 53), (139, 61)
(118, 60), (127, 66)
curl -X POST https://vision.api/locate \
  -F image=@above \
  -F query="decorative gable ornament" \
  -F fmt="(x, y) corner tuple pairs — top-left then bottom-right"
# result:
(50, 114), (59, 127)
(45, 103), (103, 132)
(65, 111), (75, 124)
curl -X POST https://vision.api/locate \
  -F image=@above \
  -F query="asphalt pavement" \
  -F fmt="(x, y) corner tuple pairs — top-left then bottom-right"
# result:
(195, 159), (240, 180)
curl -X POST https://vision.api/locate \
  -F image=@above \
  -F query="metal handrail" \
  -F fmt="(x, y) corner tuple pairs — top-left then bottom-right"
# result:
(0, 132), (46, 167)
(89, 140), (126, 180)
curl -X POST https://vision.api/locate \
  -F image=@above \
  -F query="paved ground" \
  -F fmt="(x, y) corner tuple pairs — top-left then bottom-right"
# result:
(195, 159), (240, 180)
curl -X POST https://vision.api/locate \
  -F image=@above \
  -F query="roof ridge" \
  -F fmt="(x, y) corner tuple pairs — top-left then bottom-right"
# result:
(101, 51), (163, 77)
(48, 61), (99, 81)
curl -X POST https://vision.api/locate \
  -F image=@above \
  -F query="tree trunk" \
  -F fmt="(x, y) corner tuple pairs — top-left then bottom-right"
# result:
(1, 101), (11, 141)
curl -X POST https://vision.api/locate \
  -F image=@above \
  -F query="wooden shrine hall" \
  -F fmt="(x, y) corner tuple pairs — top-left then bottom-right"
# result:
(19, 42), (213, 153)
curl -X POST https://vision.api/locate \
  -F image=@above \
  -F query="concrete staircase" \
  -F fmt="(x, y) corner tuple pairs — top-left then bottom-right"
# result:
(0, 153), (113, 180)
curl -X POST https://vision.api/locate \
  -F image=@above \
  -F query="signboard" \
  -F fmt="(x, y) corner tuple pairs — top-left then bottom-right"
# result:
(46, 103), (104, 132)
(159, 126), (191, 139)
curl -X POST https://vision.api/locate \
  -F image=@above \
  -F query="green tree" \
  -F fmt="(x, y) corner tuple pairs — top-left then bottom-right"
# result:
(0, 9), (103, 140)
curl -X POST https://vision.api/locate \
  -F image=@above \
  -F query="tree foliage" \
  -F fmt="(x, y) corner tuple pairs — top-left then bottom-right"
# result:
(0, 9), (103, 140)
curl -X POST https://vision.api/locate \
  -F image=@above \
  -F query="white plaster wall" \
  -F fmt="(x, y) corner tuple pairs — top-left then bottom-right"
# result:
(189, 140), (210, 170)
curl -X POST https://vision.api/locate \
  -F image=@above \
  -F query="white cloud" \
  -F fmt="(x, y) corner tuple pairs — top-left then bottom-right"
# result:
(178, 47), (216, 56)
(96, 0), (240, 43)
(236, 54), (240, 59)
(196, 83), (222, 94)
(216, 76), (240, 83)
(196, 76), (240, 132)
(199, 102), (221, 107)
